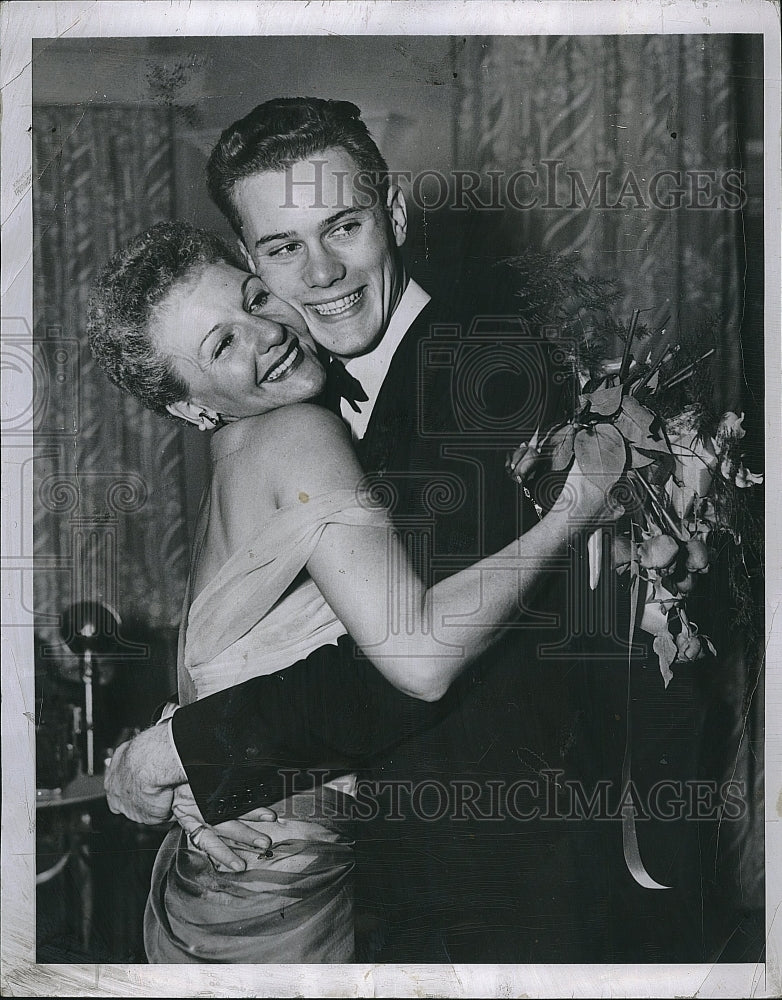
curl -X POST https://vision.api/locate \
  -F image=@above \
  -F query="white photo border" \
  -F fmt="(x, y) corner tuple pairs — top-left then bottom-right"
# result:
(2, 2), (780, 996)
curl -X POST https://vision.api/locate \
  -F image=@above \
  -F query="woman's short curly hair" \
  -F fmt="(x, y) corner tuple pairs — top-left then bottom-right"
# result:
(87, 221), (245, 419)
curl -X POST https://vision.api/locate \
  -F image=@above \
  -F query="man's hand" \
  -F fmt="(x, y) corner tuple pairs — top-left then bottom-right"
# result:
(104, 723), (187, 824)
(172, 783), (278, 872)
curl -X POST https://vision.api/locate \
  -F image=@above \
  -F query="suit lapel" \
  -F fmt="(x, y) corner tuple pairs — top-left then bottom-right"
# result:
(356, 300), (433, 473)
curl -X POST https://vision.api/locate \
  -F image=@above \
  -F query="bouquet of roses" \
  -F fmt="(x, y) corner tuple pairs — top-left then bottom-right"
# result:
(504, 252), (763, 686)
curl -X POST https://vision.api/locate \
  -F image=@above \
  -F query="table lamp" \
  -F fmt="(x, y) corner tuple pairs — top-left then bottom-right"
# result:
(60, 600), (122, 776)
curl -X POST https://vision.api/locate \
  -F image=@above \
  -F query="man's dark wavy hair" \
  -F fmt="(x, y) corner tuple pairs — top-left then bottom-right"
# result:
(87, 221), (244, 421)
(206, 97), (390, 236)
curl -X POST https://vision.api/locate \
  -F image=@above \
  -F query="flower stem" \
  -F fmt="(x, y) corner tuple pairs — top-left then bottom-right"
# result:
(619, 310), (640, 383)
(658, 348), (716, 391)
(630, 318), (674, 395)
(630, 470), (686, 540)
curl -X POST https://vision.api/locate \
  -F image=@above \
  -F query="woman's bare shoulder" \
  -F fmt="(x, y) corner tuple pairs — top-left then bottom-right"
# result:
(232, 404), (348, 458)
(228, 404), (359, 507)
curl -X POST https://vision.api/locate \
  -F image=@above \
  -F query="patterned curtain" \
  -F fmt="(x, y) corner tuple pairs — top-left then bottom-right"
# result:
(33, 106), (190, 656)
(454, 35), (745, 412)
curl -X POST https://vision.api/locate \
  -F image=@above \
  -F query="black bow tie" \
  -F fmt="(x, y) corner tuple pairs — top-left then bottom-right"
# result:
(325, 357), (369, 414)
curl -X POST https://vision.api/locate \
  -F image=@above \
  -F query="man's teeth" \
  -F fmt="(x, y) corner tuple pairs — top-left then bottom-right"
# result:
(265, 345), (299, 382)
(311, 289), (363, 316)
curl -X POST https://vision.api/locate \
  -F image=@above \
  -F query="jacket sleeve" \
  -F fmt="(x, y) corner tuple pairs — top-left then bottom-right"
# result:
(171, 635), (447, 824)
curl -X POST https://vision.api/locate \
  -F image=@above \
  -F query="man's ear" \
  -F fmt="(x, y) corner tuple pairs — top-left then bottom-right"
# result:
(166, 400), (220, 430)
(386, 185), (408, 248)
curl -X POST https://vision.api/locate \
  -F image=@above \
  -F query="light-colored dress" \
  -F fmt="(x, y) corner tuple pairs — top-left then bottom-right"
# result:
(143, 458), (390, 963)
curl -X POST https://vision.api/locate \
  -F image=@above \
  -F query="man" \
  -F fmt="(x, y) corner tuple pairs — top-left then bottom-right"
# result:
(105, 98), (705, 962)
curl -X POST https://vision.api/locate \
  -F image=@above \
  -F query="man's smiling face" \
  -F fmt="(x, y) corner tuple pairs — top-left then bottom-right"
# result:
(232, 146), (408, 359)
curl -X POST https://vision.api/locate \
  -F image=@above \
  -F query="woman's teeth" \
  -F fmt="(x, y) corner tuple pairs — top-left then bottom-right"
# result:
(310, 289), (363, 316)
(265, 344), (300, 382)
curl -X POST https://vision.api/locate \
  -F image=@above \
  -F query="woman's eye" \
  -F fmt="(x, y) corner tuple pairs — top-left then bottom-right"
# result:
(246, 290), (269, 314)
(242, 275), (271, 313)
(214, 333), (234, 359)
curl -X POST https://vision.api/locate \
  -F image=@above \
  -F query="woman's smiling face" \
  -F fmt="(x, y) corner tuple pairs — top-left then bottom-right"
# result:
(153, 262), (326, 421)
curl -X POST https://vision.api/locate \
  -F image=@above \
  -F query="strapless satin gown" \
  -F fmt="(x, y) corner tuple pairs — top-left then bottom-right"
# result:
(144, 475), (390, 963)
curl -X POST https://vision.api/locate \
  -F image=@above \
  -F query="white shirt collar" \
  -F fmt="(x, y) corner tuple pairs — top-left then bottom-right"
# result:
(339, 279), (431, 441)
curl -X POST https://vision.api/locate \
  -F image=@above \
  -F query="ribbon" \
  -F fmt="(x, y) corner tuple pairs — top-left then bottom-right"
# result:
(621, 531), (671, 890)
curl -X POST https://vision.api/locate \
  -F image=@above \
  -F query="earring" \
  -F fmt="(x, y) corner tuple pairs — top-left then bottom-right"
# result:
(198, 411), (221, 431)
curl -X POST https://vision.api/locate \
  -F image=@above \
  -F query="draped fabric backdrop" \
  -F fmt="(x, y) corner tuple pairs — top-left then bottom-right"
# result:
(453, 34), (746, 413)
(33, 106), (190, 655)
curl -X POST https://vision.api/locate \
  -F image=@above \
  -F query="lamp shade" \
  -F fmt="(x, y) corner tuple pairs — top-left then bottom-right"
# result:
(60, 600), (122, 656)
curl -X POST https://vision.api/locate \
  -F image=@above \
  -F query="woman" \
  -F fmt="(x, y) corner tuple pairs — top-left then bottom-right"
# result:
(88, 221), (620, 962)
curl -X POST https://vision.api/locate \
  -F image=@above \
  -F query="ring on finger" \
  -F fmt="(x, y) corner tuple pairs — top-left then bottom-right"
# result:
(188, 822), (209, 846)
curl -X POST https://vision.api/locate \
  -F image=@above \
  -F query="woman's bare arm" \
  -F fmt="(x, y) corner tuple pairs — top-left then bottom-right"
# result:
(231, 404), (618, 702)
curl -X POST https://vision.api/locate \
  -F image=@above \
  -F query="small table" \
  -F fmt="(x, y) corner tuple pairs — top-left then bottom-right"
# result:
(36, 772), (106, 812)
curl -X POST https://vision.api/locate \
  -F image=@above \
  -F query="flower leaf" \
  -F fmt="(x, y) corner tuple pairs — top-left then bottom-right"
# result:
(548, 423), (577, 471)
(629, 446), (655, 469)
(581, 374), (610, 394)
(653, 632), (677, 688)
(574, 424), (628, 488)
(637, 449), (676, 486)
(613, 395), (656, 444)
(583, 384), (624, 416)
(539, 422), (567, 449)
(634, 439), (673, 456)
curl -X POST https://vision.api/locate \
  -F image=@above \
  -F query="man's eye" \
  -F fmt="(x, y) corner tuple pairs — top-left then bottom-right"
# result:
(214, 333), (234, 359)
(268, 243), (299, 258)
(330, 221), (360, 238)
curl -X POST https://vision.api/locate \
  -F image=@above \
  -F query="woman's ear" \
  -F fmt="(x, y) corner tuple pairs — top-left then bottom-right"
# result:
(386, 185), (408, 248)
(166, 400), (221, 430)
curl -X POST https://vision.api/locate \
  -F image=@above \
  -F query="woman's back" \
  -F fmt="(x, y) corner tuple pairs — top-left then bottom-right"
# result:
(191, 412), (280, 603)
(182, 409), (363, 701)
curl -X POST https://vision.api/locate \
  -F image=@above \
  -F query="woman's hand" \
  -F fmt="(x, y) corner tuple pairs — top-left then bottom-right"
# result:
(551, 456), (626, 529)
(172, 783), (278, 873)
